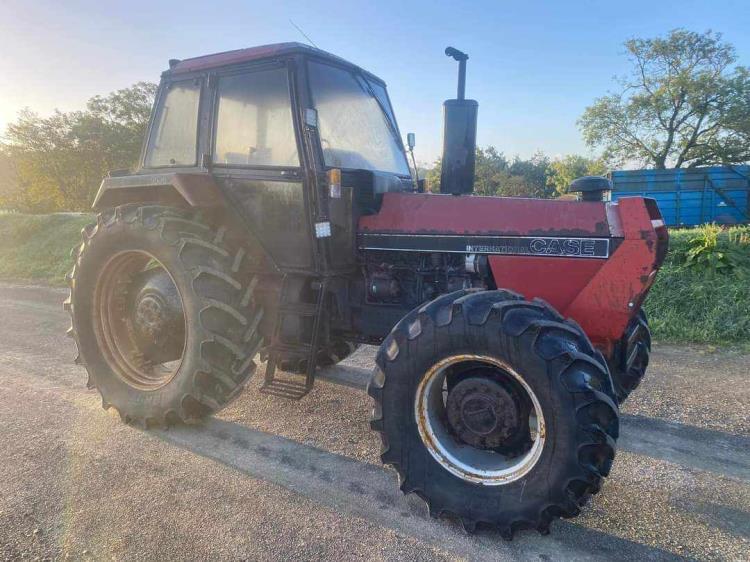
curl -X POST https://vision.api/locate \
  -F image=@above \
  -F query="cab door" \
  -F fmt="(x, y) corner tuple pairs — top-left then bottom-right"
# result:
(208, 62), (316, 273)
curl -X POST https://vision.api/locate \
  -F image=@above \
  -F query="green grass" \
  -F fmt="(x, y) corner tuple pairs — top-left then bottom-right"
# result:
(0, 212), (94, 286)
(0, 212), (747, 345)
(644, 225), (750, 346)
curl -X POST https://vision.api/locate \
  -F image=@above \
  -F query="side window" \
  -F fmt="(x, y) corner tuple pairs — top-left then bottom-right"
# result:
(145, 80), (201, 167)
(213, 68), (299, 167)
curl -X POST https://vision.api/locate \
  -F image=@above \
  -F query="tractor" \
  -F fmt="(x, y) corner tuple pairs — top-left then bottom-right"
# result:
(66, 43), (668, 536)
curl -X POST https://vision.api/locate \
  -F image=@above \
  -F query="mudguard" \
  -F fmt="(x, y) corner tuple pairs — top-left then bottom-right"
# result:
(92, 172), (226, 211)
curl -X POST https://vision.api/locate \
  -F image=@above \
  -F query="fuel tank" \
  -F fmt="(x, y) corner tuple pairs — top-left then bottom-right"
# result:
(357, 192), (668, 351)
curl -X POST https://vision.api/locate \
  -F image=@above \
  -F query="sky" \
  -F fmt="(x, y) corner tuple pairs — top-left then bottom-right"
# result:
(1, 0), (749, 165)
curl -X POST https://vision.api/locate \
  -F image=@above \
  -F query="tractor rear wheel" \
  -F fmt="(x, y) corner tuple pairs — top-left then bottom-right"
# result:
(368, 289), (619, 537)
(608, 309), (651, 404)
(66, 205), (264, 426)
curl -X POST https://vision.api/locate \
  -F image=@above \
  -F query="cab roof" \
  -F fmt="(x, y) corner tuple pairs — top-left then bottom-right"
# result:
(168, 42), (383, 82)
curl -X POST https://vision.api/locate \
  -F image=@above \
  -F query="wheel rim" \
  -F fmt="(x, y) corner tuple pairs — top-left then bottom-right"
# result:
(92, 250), (186, 391)
(415, 354), (546, 486)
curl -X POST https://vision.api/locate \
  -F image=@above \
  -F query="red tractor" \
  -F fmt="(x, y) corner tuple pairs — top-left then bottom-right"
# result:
(66, 43), (667, 536)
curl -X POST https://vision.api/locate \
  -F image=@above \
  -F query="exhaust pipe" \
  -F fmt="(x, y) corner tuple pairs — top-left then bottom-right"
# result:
(440, 47), (478, 196)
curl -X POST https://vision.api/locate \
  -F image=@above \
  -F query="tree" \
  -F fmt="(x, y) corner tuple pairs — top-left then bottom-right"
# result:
(579, 29), (750, 169)
(0, 151), (18, 208)
(0, 82), (157, 212)
(506, 151), (553, 198)
(547, 155), (607, 196)
(424, 147), (554, 198)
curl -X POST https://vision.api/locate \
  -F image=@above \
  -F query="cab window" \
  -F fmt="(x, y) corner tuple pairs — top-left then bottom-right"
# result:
(145, 80), (201, 167)
(213, 68), (299, 167)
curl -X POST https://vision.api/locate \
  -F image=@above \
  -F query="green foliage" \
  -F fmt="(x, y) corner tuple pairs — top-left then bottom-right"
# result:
(580, 29), (750, 169)
(546, 155), (607, 196)
(0, 82), (157, 213)
(0, 213), (93, 284)
(425, 147), (555, 198)
(672, 223), (750, 274)
(645, 225), (750, 344)
(425, 147), (610, 198)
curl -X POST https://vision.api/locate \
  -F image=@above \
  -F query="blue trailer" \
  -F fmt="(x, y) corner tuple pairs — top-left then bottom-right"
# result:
(610, 166), (750, 227)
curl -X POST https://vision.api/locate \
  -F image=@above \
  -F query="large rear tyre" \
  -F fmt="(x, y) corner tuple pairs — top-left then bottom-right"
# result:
(368, 289), (619, 537)
(66, 205), (264, 426)
(607, 309), (651, 404)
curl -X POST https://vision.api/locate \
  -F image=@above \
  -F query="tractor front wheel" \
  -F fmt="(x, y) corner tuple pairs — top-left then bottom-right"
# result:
(368, 289), (619, 536)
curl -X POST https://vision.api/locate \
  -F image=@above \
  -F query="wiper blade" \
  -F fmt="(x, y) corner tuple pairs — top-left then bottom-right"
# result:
(355, 75), (402, 148)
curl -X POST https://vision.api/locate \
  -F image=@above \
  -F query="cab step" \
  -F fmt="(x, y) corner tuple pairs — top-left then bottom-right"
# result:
(261, 275), (328, 400)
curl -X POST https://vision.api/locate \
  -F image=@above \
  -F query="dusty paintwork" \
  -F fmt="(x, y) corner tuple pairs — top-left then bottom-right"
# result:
(93, 172), (225, 211)
(359, 192), (613, 237)
(359, 193), (668, 355)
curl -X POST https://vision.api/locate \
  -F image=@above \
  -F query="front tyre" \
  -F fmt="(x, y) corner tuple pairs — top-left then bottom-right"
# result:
(66, 205), (264, 426)
(368, 289), (619, 537)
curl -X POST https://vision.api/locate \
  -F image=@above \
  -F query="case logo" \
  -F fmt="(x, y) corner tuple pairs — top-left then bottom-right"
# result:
(466, 237), (610, 259)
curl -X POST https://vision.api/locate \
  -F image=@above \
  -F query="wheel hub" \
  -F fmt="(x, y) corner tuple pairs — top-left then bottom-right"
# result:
(135, 294), (168, 338)
(130, 268), (185, 357)
(414, 355), (546, 486)
(446, 376), (521, 449)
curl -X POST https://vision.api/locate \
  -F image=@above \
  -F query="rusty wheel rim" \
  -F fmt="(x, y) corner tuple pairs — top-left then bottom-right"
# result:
(415, 355), (546, 486)
(92, 250), (186, 391)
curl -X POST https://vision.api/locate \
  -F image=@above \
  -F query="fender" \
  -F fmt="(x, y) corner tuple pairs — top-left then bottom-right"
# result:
(92, 171), (281, 274)
(92, 172), (227, 211)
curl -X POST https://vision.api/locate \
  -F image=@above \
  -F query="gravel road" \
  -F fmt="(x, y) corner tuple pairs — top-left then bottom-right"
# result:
(0, 283), (748, 561)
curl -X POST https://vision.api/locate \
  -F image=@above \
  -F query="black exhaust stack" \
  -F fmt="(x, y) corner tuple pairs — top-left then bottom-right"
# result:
(440, 47), (478, 195)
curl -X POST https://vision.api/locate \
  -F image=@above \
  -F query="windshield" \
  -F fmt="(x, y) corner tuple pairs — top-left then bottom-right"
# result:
(307, 61), (410, 176)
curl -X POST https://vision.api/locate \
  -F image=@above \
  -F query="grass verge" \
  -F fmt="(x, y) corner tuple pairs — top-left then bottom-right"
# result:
(644, 226), (750, 346)
(0, 213), (93, 286)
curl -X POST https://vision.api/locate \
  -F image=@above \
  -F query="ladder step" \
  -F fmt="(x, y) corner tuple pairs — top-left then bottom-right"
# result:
(262, 274), (329, 400)
(260, 378), (311, 400)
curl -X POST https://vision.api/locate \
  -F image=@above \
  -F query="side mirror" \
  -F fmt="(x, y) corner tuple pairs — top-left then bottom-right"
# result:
(407, 132), (416, 151)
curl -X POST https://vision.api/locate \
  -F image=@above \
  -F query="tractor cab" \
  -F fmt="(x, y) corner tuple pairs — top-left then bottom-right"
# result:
(129, 43), (414, 275)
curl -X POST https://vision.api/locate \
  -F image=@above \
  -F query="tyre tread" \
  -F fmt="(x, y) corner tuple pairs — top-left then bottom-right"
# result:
(66, 204), (262, 427)
(368, 289), (619, 537)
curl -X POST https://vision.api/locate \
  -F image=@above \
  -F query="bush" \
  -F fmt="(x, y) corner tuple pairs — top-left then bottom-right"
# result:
(673, 223), (750, 275)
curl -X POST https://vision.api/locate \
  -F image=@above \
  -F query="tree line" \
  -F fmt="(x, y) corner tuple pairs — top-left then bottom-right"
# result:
(1, 29), (748, 213)
(422, 149), (605, 198)
(0, 83), (156, 212)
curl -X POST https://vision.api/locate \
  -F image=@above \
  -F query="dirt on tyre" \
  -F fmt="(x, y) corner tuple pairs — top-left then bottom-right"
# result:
(368, 289), (619, 537)
(66, 205), (264, 426)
